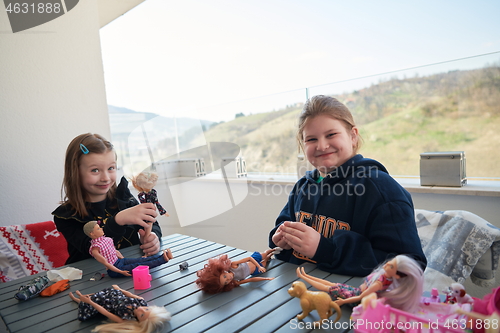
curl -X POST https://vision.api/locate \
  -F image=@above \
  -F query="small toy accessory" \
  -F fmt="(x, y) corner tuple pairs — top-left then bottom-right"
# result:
(288, 280), (341, 327)
(14, 275), (50, 300)
(80, 143), (89, 154)
(179, 261), (189, 271)
(132, 266), (151, 290)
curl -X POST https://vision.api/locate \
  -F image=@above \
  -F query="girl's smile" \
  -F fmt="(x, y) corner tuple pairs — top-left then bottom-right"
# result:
(303, 114), (358, 176)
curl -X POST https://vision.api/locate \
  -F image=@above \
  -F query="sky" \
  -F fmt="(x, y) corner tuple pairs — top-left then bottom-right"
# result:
(99, 0), (500, 123)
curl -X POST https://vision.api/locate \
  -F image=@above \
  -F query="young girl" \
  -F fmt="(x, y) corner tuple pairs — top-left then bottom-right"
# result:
(53, 133), (163, 264)
(296, 255), (424, 313)
(195, 249), (277, 294)
(69, 284), (170, 333)
(269, 95), (426, 276)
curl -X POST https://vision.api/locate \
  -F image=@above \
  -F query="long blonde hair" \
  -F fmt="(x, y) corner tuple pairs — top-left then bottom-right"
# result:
(91, 306), (171, 333)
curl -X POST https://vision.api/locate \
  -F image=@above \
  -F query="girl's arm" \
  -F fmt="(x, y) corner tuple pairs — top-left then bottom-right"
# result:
(335, 280), (383, 306)
(236, 277), (274, 285)
(91, 248), (131, 276)
(77, 292), (123, 323)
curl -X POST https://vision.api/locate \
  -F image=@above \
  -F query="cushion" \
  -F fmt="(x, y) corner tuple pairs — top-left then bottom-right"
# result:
(0, 221), (68, 282)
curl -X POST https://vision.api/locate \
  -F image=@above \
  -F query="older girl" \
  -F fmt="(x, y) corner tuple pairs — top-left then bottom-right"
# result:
(270, 95), (426, 276)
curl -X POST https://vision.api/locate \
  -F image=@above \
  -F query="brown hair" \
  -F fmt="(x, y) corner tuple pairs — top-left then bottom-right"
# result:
(297, 95), (363, 154)
(195, 254), (239, 294)
(61, 133), (116, 217)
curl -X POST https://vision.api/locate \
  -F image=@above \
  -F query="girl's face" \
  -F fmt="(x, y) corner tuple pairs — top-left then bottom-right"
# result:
(302, 114), (358, 176)
(134, 306), (151, 322)
(219, 271), (234, 286)
(79, 151), (117, 202)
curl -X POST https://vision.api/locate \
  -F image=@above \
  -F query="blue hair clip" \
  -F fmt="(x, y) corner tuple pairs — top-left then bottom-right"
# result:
(80, 143), (89, 154)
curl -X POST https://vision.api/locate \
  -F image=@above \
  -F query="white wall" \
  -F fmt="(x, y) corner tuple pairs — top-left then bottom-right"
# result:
(0, 0), (111, 226)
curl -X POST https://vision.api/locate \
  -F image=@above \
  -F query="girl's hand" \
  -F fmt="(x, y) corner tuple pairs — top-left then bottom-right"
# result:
(280, 221), (320, 258)
(258, 266), (266, 273)
(272, 224), (292, 250)
(138, 228), (160, 256)
(115, 203), (157, 228)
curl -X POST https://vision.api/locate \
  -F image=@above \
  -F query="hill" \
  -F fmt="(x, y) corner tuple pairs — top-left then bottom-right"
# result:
(198, 65), (500, 178)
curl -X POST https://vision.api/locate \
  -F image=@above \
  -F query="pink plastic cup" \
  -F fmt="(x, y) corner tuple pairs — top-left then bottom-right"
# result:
(132, 266), (151, 290)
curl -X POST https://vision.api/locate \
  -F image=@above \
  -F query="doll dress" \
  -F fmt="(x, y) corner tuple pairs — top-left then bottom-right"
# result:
(77, 287), (147, 321)
(328, 273), (393, 301)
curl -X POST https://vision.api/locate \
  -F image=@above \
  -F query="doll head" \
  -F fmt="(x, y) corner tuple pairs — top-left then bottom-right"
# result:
(92, 305), (171, 333)
(377, 255), (424, 313)
(62, 133), (116, 217)
(132, 172), (159, 193)
(195, 254), (239, 294)
(83, 221), (104, 239)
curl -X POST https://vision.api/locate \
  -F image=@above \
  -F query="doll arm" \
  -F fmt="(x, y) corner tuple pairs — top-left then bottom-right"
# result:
(237, 277), (274, 285)
(91, 248), (131, 276)
(76, 291), (124, 323)
(112, 285), (142, 299)
(232, 257), (266, 273)
(116, 250), (124, 259)
(335, 280), (383, 306)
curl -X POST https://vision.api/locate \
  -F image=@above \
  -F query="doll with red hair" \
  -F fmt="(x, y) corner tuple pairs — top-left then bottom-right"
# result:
(195, 248), (280, 294)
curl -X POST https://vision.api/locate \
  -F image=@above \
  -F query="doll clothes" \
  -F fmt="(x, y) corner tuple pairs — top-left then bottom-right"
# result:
(77, 287), (147, 321)
(328, 273), (393, 301)
(230, 252), (265, 280)
(138, 189), (167, 215)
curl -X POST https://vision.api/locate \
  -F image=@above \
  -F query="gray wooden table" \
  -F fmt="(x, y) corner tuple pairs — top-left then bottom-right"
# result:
(0, 234), (359, 333)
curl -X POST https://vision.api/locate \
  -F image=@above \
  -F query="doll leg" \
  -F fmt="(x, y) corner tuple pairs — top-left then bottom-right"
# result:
(69, 292), (80, 304)
(259, 248), (275, 267)
(296, 267), (336, 292)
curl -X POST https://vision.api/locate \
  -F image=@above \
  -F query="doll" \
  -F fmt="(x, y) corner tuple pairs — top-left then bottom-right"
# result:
(131, 172), (168, 216)
(445, 283), (474, 304)
(195, 248), (279, 294)
(296, 255), (424, 313)
(84, 221), (173, 278)
(69, 284), (170, 333)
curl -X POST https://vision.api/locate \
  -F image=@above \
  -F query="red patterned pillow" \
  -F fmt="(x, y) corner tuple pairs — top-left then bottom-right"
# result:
(0, 221), (68, 282)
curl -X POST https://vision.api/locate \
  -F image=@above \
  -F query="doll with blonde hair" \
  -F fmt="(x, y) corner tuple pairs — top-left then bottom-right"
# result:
(69, 284), (170, 333)
(297, 255), (424, 313)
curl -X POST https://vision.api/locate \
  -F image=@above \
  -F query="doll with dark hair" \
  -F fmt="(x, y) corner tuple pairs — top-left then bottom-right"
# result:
(69, 284), (170, 333)
(195, 249), (279, 294)
(297, 255), (424, 313)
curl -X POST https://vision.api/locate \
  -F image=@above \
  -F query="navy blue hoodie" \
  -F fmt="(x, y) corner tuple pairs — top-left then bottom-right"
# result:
(269, 154), (426, 277)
